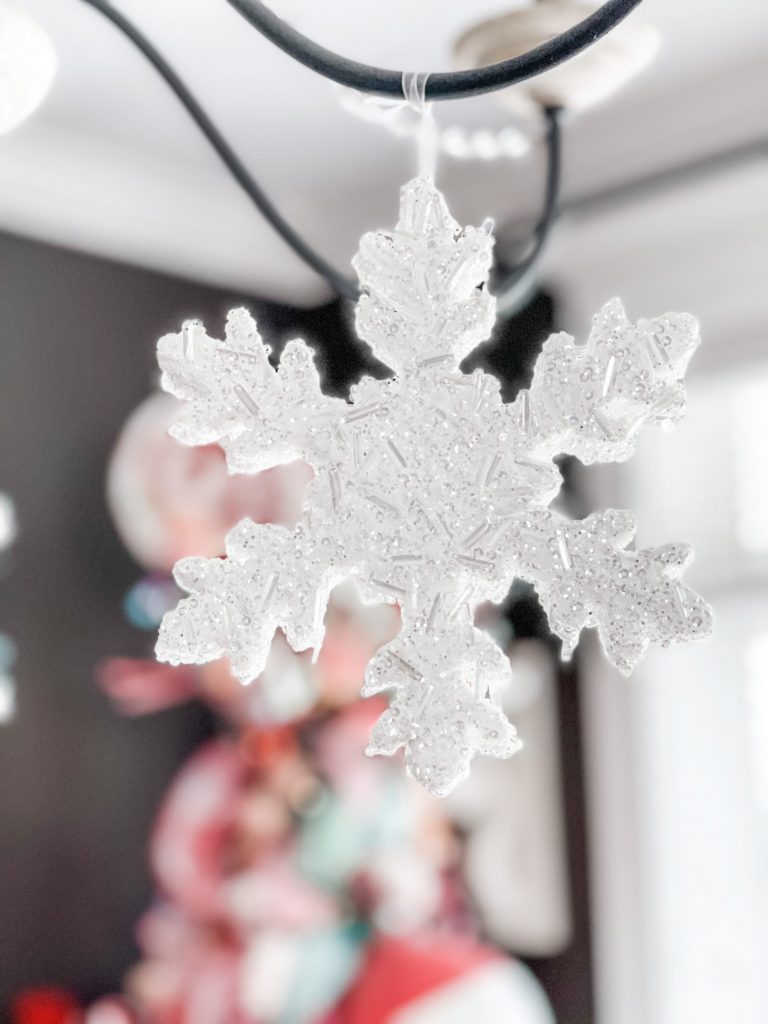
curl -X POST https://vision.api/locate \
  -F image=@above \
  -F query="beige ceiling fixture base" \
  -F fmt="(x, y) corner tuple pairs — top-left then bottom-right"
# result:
(453, 1), (659, 116)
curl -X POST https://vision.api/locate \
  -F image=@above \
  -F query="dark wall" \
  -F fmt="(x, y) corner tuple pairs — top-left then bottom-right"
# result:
(0, 232), (352, 1007)
(0, 231), (591, 1020)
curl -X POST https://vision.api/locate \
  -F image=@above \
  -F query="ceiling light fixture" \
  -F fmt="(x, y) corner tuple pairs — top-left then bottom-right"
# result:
(0, 0), (56, 134)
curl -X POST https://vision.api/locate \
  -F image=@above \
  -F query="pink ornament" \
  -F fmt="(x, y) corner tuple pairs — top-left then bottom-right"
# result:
(150, 740), (246, 920)
(107, 392), (311, 570)
(128, 913), (248, 1024)
(97, 658), (198, 716)
(84, 999), (135, 1024)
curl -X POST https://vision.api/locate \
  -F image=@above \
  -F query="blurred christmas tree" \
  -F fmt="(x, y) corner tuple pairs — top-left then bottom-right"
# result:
(12, 367), (559, 1023)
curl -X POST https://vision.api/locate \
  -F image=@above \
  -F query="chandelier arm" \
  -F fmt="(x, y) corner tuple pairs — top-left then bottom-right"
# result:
(80, 0), (361, 301)
(226, 0), (645, 100)
(495, 107), (562, 316)
(79, 0), (570, 315)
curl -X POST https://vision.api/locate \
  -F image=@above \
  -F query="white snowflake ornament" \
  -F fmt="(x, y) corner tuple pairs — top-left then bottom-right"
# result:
(155, 176), (713, 796)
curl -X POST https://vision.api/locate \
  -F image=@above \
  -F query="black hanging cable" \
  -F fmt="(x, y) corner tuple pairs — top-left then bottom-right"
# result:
(80, 0), (360, 301)
(78, 0), (565, 314)
(495, 107), (562, 316)
(227, 0), (644, 99)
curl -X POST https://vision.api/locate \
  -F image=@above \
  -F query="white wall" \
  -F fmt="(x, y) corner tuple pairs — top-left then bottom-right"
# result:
(548, 149), (768, 1024)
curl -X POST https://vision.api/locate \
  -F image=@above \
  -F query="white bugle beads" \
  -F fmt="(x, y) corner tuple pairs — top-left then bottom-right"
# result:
(363, 615), (521, 796)
(506, 509), (712, 675)
(155, 175), (713, 796)
(520, 298), (700, 465)
(157, 308), (347, 475)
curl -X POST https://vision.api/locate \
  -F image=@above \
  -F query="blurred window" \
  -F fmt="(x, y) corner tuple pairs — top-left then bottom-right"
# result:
(614, 363), (768, 1024)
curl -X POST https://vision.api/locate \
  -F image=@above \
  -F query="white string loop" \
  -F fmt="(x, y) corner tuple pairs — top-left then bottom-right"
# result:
(401, 71), (437, 179)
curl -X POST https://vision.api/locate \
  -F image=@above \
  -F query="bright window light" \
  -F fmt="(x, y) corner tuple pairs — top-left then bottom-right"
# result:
(731, 380), (768, 554)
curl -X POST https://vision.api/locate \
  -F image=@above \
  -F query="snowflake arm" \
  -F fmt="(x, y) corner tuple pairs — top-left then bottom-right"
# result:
(156, 517), (351, 683)
(506, 508), (713, 674)
(157, 307), (346, 474)
(353, 177), (496, 374)
(363, 615), (520, 796)
(511, 298), (700, 465)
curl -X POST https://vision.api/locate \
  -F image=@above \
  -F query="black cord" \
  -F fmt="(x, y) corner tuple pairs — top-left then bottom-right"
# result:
(80, 0), (563, 314)
(495, 107), (562, 316)
(227, 0), (644, 99)
(80, 0), (360, 300)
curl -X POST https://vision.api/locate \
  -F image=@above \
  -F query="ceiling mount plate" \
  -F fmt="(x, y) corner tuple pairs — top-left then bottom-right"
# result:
(453, 1), (659, 116)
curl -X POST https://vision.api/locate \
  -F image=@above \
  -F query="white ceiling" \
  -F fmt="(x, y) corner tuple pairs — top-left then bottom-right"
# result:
(1, 0), (767, 302)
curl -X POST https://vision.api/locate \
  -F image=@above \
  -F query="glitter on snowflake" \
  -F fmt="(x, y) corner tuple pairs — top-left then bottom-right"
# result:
(155, 176), (712, 796)
(362, 617), (521, 796)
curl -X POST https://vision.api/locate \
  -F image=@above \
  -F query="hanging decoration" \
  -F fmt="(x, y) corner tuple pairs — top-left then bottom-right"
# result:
(154, 175), (712, 796)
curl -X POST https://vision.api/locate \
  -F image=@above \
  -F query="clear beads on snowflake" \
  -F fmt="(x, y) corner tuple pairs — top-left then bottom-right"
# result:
(157, 518), (350, 683)
(155, 175), (713, 796)
(353, 177), (496, 374)
(362, 615), (520, 795)
(521, 298), (700, 465)
(506, 509), (712, 674)
(158, 308), (347, 474)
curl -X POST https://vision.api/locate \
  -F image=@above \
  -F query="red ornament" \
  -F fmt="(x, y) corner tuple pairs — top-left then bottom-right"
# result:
(325, 935), (496, 1024)
(10, 988), (82, 1024)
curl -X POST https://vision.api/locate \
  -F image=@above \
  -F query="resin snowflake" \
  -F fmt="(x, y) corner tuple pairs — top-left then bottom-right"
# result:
(155, 176), (712, 796)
